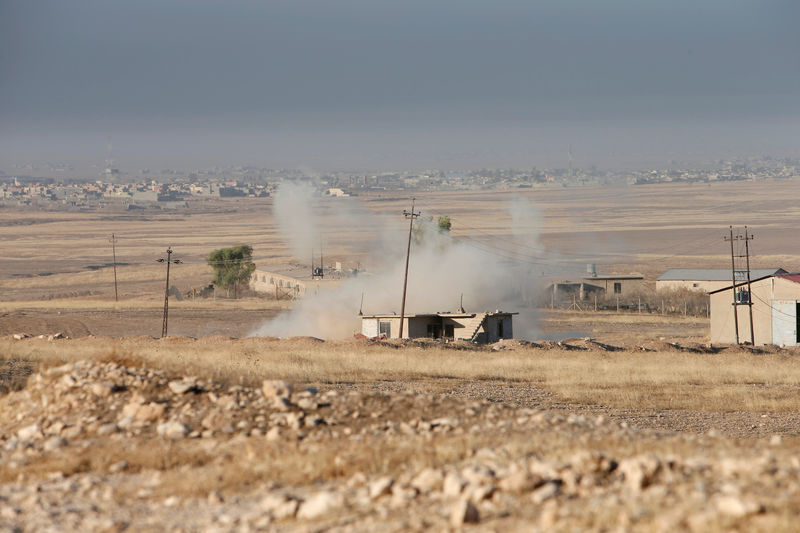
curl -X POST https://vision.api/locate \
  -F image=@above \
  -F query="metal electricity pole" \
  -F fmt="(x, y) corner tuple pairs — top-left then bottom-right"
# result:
(110, 234), (119, 302)
(399, 198), (420, 340)
(157, 247), (182, 338)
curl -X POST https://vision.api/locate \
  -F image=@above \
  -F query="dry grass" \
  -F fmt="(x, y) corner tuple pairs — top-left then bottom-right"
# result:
(4, 336), (800, 412)
(0, 298), (292, 312)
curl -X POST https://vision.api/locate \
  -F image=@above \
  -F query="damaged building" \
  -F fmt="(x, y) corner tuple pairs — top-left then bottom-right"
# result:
(360, 310), (517, 343)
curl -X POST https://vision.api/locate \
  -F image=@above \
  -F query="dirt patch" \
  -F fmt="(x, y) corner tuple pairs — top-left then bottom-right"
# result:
(0, 313), (90, 338)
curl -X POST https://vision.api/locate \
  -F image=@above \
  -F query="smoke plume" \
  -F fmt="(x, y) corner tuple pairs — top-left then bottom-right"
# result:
(253, 192), (551, 339)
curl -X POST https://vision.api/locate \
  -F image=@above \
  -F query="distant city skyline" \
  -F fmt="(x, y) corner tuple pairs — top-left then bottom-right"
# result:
(2, 1), (798, 173)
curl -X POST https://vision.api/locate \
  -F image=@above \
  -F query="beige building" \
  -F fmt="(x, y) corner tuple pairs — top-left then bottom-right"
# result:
(544, 272), (644, 303)
(250, 265), (341, 299)
(709, 274), (800, 346)
(582, 273), (644, 297)
(360, 311), (516, 344)
(657, 268), (786, 293)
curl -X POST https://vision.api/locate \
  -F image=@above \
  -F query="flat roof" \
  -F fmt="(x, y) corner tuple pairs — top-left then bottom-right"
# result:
(657, 268), (786, 281)
(362, 311), (518, 319)
(583, 274), (644, 281)
(708, 273), (800, 294)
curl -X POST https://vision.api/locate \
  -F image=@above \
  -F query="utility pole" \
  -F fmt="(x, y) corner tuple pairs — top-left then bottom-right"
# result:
(399, 198), (420, 340)
(157, 247), (182, 338)
(743, 226), (755, 345)
(110, 234), (119, 302)
(724, 226), (755, 345)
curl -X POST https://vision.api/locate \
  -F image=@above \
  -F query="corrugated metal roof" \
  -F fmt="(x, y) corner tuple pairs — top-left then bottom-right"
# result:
(708, 272), (800, 294)
(657, 268), (786, 281)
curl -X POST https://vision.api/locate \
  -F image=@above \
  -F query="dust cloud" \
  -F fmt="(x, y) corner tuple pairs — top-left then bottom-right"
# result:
(252, 191), (556, 340)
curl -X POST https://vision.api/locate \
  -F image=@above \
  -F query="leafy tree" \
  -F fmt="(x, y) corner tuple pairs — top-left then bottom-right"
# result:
(437, 215), (452, 233)
(207, 245), (255, 298)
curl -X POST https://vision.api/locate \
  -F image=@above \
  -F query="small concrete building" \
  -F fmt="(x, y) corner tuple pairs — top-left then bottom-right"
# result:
(544, 272), (644, 303)
(709, 274), (800, 346)
(360, 311), (516, 343)
(582, 273), (644, 297)
(250, 264), (342, 299)
(657, 268), (787, 293)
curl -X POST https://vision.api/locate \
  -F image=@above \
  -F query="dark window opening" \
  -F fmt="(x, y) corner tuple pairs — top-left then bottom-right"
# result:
(736, 290), (750, 304)
(427, 324), (442, 338)
(379, 321), (391, 338)
(444, 324), (454, 338)
(796, 303), (800, 343)
(613, 282), (622, 294)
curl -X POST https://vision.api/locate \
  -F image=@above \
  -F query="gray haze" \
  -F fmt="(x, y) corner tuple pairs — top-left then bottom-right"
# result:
(2, 0), (799, 172)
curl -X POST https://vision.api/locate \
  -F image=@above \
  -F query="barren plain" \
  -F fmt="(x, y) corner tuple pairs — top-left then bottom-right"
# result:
(2, 179), (800, 531)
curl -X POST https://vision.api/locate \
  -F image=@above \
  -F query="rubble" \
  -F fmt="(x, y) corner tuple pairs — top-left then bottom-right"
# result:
(0, 359), (797, 531)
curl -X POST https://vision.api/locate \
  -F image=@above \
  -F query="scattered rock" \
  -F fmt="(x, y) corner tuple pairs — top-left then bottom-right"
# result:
(715, 495), (762, 518)
(262, 380), (293, 410)
(369, 477), (394, 499)
(450, 499), (480, 527)
(168, 379), (200, 395)
(411, 468), (443, 493)
(261, 494), (299, 519)
(618, 456), (661, 492)
(17, 423), (42, 441)
(156, 421), (190, 439)
(42, 436), (66, 452)
(443, 471), (467, 498)
(297, 491), (344, 520)
(531, 481), (560, 504)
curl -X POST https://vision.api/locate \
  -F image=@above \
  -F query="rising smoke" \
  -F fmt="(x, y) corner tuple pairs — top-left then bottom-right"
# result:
(252, 186), (553, 339)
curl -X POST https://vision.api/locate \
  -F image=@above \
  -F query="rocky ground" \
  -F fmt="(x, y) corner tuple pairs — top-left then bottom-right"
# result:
(1, 358), (799, 532)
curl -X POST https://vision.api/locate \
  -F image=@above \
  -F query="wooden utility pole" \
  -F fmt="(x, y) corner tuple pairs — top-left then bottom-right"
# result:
(399, 198), (420, 340)
(157, 247), (182, 338)
(725, 226), (740, 344)
(724, 226), (755, 344)
(110, 234), (119, 302)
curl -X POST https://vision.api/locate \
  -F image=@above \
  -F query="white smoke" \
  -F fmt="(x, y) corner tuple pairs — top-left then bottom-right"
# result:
(253, 192), (551, 339)
(273, 181), (319, 261)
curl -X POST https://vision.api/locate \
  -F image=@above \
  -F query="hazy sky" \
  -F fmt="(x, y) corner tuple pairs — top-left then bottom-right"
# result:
(1, 0), (799, 172)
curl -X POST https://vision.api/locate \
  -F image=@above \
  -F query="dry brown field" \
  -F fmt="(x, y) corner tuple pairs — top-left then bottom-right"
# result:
(3, 178), (800, 298)
(2, 179), (800, 530)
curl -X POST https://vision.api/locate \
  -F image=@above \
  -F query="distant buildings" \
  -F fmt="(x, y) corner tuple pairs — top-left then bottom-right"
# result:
(656, 268), (787, 293)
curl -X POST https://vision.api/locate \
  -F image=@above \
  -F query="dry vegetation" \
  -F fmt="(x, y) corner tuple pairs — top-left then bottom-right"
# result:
(3, 182), (800, 530)
(4, 336), (800, 413)
(2, 345), (800, 531)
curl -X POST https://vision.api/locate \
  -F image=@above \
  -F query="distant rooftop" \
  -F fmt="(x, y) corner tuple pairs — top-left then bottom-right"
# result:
(583, 274), (643, 281)
(657, 268), (787, 281)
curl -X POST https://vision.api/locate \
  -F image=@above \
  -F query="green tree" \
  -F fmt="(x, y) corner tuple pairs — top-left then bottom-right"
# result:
(437, 215), (452, 233)
(207, 245), (255, 298)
